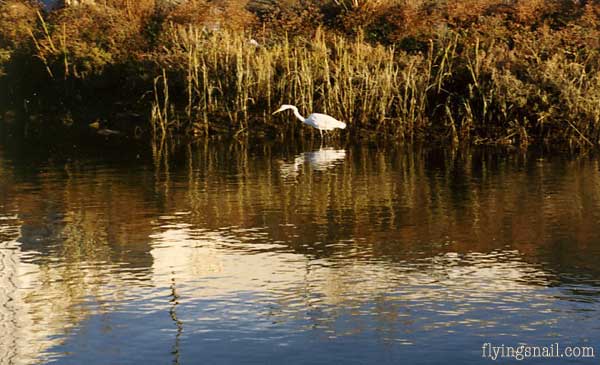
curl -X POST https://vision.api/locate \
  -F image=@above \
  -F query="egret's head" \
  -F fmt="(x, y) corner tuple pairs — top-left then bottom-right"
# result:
(272, 104), (296, 115)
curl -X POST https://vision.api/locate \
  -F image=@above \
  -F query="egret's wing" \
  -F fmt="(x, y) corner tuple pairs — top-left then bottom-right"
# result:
(306, 113), (346, 130)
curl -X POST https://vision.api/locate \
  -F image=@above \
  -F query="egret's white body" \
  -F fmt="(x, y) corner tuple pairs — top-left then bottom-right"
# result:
(273, 104), (346, 138)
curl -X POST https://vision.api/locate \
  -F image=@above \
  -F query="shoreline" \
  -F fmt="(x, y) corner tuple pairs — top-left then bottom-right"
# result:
(2, 1), (600, 149)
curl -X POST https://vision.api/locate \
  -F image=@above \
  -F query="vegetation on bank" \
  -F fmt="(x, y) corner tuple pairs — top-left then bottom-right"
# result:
(2, 0), (600, 147)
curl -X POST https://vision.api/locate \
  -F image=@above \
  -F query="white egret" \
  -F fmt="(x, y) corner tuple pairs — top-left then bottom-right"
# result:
(272, 104), (346, 138)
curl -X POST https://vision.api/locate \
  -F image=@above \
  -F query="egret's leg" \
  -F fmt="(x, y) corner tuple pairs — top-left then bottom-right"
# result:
(319, 129), (323, 139)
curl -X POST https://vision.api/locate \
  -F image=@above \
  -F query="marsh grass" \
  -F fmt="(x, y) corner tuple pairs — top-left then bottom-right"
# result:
(154, 26), (435, 140)
(4, 0), (600, 147)
(150, 23), (600, 148)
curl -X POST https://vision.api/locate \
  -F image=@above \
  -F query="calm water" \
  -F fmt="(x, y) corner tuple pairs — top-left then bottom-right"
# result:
(1, 136), (600, 364)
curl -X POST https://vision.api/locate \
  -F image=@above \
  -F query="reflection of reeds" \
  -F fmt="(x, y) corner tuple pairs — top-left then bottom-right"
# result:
(3, 142), (600, 357)
(173, 141), (599, 256)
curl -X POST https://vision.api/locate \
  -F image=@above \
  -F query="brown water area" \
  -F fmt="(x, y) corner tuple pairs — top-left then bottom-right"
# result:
(1, 136), (600, 364)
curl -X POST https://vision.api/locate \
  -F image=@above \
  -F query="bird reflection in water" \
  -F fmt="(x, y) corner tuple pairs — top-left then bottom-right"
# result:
(279, 148), (346, 179)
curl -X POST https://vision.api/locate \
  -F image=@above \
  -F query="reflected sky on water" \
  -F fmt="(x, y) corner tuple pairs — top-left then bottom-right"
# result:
(1, 137), (600, 364)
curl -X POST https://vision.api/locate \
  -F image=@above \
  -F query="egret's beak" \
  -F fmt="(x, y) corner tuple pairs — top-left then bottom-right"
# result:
(272, 108), (283, 115)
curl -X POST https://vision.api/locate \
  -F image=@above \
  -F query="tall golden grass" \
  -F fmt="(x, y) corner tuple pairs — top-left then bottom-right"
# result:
(153, 26), (433, 140)
(150, 22), (600, 147)
(3, 0), (600, 147)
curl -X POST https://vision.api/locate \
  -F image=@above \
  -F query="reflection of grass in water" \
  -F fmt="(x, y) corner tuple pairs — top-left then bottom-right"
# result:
(7, 138), (600, 266)
(169, 278), (183, 365)
(5, 139), (600, 281)
(176, 143), (600, 258)
(3, 141), (600, 363)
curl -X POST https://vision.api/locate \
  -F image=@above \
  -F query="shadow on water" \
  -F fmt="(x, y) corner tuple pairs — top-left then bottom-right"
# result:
(1, 133), (600, 364)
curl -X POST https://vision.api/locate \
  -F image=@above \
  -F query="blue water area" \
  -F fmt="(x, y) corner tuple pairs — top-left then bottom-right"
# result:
(1, 137), (599, 364)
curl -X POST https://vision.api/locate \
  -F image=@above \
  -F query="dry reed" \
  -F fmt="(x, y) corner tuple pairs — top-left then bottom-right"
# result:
(4, 0), (600, 147)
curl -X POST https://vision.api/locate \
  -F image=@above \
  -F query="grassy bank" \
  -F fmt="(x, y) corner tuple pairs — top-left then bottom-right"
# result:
(2, 0), (600, 147)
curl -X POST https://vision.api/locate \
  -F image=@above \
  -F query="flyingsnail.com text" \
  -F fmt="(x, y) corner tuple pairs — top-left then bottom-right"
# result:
(481, 342), (595, 361)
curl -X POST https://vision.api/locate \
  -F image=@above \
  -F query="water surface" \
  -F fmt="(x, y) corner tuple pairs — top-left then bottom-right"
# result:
(1, 137), (600, 364)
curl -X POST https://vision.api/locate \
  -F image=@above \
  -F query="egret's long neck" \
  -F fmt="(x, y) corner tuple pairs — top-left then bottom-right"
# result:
(292, 107), (305, 122)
